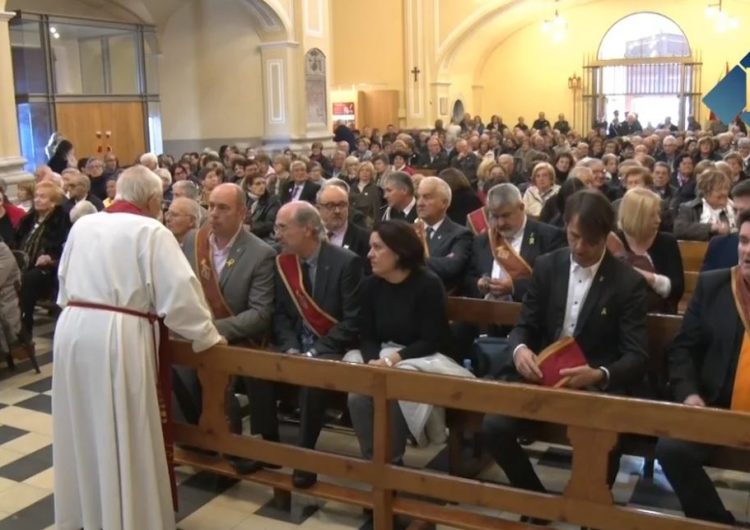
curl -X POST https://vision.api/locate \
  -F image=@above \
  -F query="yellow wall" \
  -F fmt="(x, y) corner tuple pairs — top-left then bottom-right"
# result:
(476, 0), (750, 128)
(331, 0), (404, 91)
(159, 0), (264, 146)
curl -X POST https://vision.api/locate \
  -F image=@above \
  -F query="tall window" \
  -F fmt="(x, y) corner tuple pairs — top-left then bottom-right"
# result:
(592, 12), (697, 129)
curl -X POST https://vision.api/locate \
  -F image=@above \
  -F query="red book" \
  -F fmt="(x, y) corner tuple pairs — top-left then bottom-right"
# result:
(535, 337), (588, 388)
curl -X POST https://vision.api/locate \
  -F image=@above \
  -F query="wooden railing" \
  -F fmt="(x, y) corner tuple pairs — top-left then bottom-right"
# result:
(169, 340), (747, 530)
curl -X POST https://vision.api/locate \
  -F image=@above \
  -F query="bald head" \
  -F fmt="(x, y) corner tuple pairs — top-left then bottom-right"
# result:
(208, 183), (246, 240)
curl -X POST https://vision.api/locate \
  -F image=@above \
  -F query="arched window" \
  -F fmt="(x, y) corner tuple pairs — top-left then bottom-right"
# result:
(598, 13), (690, 60)
(584, 12), (699, 130)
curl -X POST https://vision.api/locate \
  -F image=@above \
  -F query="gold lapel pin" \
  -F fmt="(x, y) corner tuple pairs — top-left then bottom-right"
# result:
(601, 307), (607, 316)
(226, 258), (236, 268)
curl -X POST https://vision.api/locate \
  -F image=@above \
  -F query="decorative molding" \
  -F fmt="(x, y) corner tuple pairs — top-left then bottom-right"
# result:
(266, 59), (286, 124)
(433, 0), (440, 55)
(0, 11), (15, 22)
(303, 0), (324, 38)
(430, 81), (452, 87)
(405, 0), (425, 119)
(258, 40), (300, 49)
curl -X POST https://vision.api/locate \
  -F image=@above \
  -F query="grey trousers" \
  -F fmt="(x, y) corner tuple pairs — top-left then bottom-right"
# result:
(348, 393), (410, 462)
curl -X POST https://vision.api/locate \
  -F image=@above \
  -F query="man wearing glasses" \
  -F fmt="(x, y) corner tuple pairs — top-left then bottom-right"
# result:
(317, 179), (370, 263)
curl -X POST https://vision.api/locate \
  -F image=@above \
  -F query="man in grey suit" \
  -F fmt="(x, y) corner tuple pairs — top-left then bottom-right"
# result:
(416, 176), (473, 292)
(173, 183), (276, 469)
(268, 201), (362, 488)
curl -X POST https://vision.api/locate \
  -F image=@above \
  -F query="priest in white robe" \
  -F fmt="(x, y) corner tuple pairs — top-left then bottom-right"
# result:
(52, 165), (224, 530)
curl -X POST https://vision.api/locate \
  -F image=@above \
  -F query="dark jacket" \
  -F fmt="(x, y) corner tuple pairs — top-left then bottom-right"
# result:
(424, 218), (473, 292)
(280, 180), (320, 205)
(674, 198), (720, 241)
(342, 222), (371, 262)
(701, 233), (738, 272)
(466, 218), (565, 301)
(447, 188), (483, 226)
(16, 206), (71, 269)
(272, 242), (363, 355)
(349, 182), (382, 229)
(508, 248), (649, 393)
(666, 269), (744, 407)
(418, 151), (450, 172)
(247, 192), (281, 240)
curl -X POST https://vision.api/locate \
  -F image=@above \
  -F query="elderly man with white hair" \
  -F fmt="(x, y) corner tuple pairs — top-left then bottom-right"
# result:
(63, 169), (105, 211)
(139, 152), (159, 171)
(415, 176), (473, 291)
(52, 165), (225, 530)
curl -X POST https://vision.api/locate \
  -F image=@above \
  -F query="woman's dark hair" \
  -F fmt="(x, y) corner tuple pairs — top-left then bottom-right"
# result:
(53, 139), (73, 158)
(539, 176), (585, 224)
(374, 220), (425, 272)
(438, 167), (471, 192)
(563, 189), (615, 244)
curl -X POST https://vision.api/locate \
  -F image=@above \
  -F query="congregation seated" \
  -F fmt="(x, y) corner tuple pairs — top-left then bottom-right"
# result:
(438, 168), (482, 225)
(671, 153), (697, 206)
(196, 164), (223, 209)
(349, 161), (382, 228)
(674, 169), (734, 241)
(380, 171), (417, 223)
(16, 181), (71, 339)
(522, 161), (559, 217)
(417, 136), (449, 172)
(538, 169), (588, 227)
(242, 172), (280, 242)
(165, 197), (200, 246)
(609, 187), (684, 313)
(347, 220), (471, 462)
(414, 177), (472, 292)
(655, 208), (750, 525)
(317, 181), (370, 262)
(482, 190), (648, 522)
(62, 169), (105, 212)
(261, 201), (363, 488)
(280, 160), (320, 204)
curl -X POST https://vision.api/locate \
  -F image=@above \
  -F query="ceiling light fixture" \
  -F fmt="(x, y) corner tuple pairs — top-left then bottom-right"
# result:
(706, 0), (739, 32)
(541, 0), (566, 41)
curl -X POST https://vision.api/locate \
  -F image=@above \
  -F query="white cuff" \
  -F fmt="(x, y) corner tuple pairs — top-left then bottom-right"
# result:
(512, 344), (527, 360)
(652, 273), (671, 299)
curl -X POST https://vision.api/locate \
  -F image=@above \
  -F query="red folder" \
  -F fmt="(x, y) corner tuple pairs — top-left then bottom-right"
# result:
(535, 337), (588, 388)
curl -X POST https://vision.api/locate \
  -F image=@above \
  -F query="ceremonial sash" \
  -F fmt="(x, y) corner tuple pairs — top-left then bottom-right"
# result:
(103, 200), (178, 509)
(467, 207), (489, 236)
(194, 227), (234, 319)
(730, 266), (750, 412)
(488, 228), (532, 281)
(276, 254), (338, 337)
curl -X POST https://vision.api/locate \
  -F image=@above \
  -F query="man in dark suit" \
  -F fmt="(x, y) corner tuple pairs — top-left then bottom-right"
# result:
(317, 180), (370, 263)
(175, 184), (276, 461)
(701, 180), (750, 271)
(269, 201), (362, 488)
(415, 177), (473, 292)
(280, 160), (320, 204)
(62, 169), (105, 212)
(380, 171), (417, 223)
(466, 183), (564, 302)
(481, 190), (648, 522)
(451, 139), (480, 187)
(655, 209), (750, 525)
(418, 137), (449, 172)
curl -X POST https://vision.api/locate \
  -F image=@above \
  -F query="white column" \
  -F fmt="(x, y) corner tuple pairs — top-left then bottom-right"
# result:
(0, 7), (32, 186)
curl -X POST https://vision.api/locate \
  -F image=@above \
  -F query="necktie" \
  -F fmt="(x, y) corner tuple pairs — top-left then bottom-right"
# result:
(293, 185), (302, 200)
(425, 227), (434, 240)
(301, 261), (313, 295)
(391, 209), (404, 220)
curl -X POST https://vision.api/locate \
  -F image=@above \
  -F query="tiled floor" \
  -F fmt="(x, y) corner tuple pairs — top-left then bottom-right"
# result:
(2, 315), (750, 529)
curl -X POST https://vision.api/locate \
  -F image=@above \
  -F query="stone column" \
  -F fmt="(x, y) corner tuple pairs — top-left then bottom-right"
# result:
(0, 4), (32, 186)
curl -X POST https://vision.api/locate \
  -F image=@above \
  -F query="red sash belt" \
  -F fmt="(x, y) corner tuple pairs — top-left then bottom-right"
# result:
(66, 301), (178, 510)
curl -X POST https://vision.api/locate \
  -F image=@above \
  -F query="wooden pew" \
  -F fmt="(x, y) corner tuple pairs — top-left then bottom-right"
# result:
(444, 296), (750, 481)
(169, 340), (743, 530)
(678, 240), (707, 272)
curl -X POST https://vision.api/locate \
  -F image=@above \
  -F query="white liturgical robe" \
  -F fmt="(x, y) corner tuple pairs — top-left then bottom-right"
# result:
(52, 211), (222, 530)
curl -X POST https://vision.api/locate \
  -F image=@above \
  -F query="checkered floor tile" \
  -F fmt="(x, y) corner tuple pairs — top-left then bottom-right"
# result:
(1, 314), (750, 529)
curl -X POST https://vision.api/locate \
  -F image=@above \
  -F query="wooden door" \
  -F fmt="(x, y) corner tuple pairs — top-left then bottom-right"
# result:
(55, 101), (146, 165)
(362, 90), (399, 131)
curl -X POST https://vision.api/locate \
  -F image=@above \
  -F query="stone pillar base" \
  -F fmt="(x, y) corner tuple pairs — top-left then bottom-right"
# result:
(0, 156), (33, 193)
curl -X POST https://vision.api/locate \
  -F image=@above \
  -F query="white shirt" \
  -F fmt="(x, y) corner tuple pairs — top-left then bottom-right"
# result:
(385, 197), (417, 220)
(561, 250), (607, 338)
(209, 226), (242, 276)
(425, 218), (445, 239)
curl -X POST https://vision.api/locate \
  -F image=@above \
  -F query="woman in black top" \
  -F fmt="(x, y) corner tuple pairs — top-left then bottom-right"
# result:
(241, 173), (280, 242)
(610, 187), (684, 313)
(347, 221), (462, 463)
(47, 139), (75, 174)
(16, 181), (71, 338)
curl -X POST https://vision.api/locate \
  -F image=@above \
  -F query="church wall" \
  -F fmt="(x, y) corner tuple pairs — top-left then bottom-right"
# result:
(159, 0), (265, 155)
(476, 0), (750, 129)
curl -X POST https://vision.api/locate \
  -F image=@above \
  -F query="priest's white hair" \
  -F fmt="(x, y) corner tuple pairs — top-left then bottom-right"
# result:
(116, 165), (163, 206)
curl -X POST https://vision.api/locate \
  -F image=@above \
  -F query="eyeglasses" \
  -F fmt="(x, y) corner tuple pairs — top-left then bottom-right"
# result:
(319, 202), (348, 211)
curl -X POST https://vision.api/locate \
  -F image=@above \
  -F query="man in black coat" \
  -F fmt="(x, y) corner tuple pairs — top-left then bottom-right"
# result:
(380, 171), (417, 223)
(255, 202), (362, 489)
(418, 137), (450, 172)
(466, 183), (564, 302)
(481, 190), (648, 521)
(415, 177), (473, 292)
(280, 160), (320, 204)
(655, 210), (750, 525)
(317, 181), (371, 264)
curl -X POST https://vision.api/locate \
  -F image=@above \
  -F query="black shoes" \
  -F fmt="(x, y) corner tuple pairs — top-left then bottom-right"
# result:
(292, 469), (317, 489)
(229, 457), (281, 474)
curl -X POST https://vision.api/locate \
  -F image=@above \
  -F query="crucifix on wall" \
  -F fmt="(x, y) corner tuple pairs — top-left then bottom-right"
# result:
(411, 66), (421, 83)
